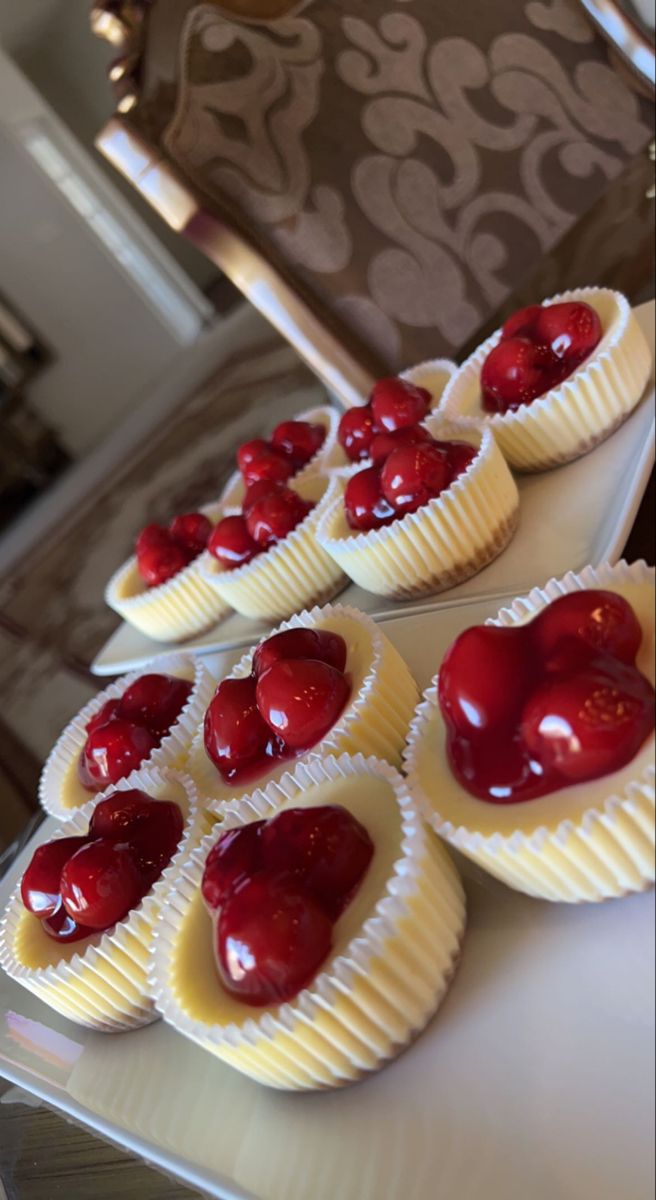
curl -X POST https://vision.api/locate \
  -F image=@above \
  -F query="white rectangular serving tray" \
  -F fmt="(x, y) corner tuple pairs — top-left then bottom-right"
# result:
(91, 302), (655, 676)
(1, 593), (654, 1200)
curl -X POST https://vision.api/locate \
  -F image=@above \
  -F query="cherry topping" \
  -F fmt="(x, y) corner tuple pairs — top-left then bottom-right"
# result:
(245, 487), (312, 548)
(89, 788), (155, 840)
(369, 424), (434, 466)
(42, 906), (95, 944)
(201, 821), (265, 910)
(60, 839), (146, 930)
(78, 719), (158, 793)
(135, 523), (170, 556)
(241, 445), (295, 486)
(480, 337), (562, 414)
(501, 305), (542, 341)
(380, 443), (451, 514)
(261, 805), (374, 919)
(533, 590), (642, 672)
(253, 628), (347, 678)
(445, 441), (477, 483)
(208, 516), (261, 569)
(204, 677), (272, 781)
(370, 377), (431, 432)
(85, 699), (121, 739)
(88, 789), (183, 882)
(137, 539), (193, 588)
(169, 512), (212, 556)
(256, 659), (350, 751)
(521, 658), (655, 784)
(21, 837), (90, 918)
(242, 479), (280, 515)
(237, 439), (269, 476)
(533, 301), (602, 368)
(117, 673), (192, 739)
(216, 872), (333, 1006)
(270, 420), (325, 467)
(344, 466), (395, 532)
(337, 405), (376, 462)
(439, 625), (533, 738)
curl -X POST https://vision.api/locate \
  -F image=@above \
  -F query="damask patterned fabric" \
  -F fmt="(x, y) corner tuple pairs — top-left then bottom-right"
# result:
(158, 0), (652, 371)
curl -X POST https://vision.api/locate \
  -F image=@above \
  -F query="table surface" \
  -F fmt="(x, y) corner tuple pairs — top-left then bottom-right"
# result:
(0, 475), (653, 1200)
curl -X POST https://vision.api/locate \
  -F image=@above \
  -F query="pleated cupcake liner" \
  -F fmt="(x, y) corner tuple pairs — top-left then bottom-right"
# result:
(39, 654), (215, 820)
(0, 768), (209, 1031)
(403, 559), (655, 903)
(149, 752), (466, 1090)
(198, 474), (347, 621)
(439, 288), (652, 472)
(105, 498), (232, 642)
(315, 419), (519, 599)
(218, 404), (346, 512)
(186, 601), (420, 806)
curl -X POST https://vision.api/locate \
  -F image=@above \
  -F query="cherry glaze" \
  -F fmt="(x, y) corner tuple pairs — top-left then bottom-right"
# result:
(369, 425), (434, 466)
(241, 445), (295, 486)
(137, 539), (193, 588)
(371, 377), (431, 432)
(60, 840), (146, 930)
(245, 487), (312, 548)
(20, 837), (90, 918)
(252, 628), (347, 677)
(344, 466), (396, 532)
(117, 673), (192, 739)
(270, 420), (325, 467)
(208, 515), (261, 568)
(78, 719), (159, 793)
(256, 659), (350, 751)
(438, 590), (654, 803)
(337, 405), (376, 462)
(169, 512), (212, 556)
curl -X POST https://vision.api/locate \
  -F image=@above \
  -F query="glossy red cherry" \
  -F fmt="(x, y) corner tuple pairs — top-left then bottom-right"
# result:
(344, 466), (395, 532)
(117, 673), (192, 738)
(42, 906), (95, 944)
(169, 512), (212, 556)
(481, 337), (563, 413)
(201, 821), (265, 911)
(21, 837), (90, 918)
(256, 660), (350, 751)
(369, 424), (434, 466)
(208, 516), (261, 569)
(241, 445), (295, 486)
(60, 839), (146, 930)
(521, 658), (655, 783)
(237, 439), (269, 476)
(261, 805), (374, 919)
(501, 305), (542, 341)
(85, 699), (121, 739)
(253, 628), (347, 678)
(216, 872), (333, 1006)
(439, 625), (533, 737)
(135, 523), (170, 556)
(380, 443), (451, 514)
(533, 590), (642, 672)
(127, 802), (184, 886)
(137, 539), (193, 588)
(337, 405), (376, 462)
(242, 479), (280, 515)
(78, 719), (158, 792)
(270, 420), (325, 467)
(89, 788), (155, 839)
(444, 441), (477, 483)
(370, 377), (431, 432)
(204, 677), (272, 779)
(533, 301), (602, 368)
(245, 487), (312, 548)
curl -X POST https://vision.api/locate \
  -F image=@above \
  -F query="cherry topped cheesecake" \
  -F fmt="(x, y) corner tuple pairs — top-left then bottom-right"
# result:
(440, 288), (652, 471)
(404, 560), (655, 902)
(39, 654), (214, 819)
(317, 417), (519, 599)
(0, 768), (202, 1030)
(149, 754), (466, 1089)
(106, 501), (231, 642)
(186, 604), (419, 805)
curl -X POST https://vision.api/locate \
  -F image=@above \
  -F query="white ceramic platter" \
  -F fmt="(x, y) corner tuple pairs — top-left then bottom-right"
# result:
(1, 594), (654, 1200)
(91, 304), (654, 676)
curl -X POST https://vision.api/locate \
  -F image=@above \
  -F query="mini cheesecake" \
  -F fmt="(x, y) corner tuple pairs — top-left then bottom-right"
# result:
(219, 405), (344, 511)
(199, 474), (346, 621)
(39, 654), (214, 820)
(440, 289), (652, 472)
(0, 768), (206, 1031)
(149, 753), (466, 1090)
(404, 560), (655, 902)
(187, 603), (420, 806)
(106, 500), (231, 642)
(316, 418), (519, 599)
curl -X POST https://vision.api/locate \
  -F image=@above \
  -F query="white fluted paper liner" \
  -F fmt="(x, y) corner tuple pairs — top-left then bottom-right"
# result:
(218, 405), (346, 511)
(186, 602), (420, 807)
(439, 288), (652, 472)
(401, 356), (457, 412)
(315, 419), (519, 599)
(105, 499), (231, 642)
(198, 474), (347, 621)
(38, 655), (215, 820)
(403, 560), (655, 903)
(0, 767), (210, 1031)
(149, 753), (466, 1090)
